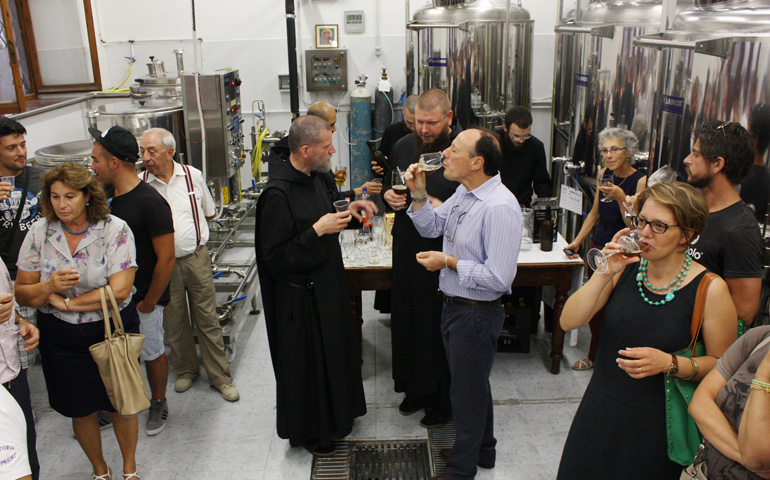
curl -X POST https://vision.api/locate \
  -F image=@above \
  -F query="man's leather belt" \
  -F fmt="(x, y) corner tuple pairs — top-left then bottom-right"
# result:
(441, 293), (501, 307)
(2, 376), (17, 390)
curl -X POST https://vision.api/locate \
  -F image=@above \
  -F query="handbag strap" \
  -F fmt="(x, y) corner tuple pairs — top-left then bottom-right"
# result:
(105, 285), (125, 335)
(99, 286), (125, 339)
(688, 272), (719, 351)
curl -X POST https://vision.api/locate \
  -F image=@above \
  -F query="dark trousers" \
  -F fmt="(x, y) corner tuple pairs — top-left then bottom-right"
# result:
(441, 302), (504, 480)
(9, 368), (39, 480)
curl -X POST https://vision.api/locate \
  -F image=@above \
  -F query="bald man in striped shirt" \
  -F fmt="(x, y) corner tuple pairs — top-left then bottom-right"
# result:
(405, 128), (522, 480)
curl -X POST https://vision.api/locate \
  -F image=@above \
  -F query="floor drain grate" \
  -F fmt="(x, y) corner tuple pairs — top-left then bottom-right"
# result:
(311, 439), (433, 480)
(427, 421), (456, 476)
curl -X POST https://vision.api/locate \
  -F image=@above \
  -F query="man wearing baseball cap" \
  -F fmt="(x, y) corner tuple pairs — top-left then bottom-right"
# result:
(90, 126), (176, 435)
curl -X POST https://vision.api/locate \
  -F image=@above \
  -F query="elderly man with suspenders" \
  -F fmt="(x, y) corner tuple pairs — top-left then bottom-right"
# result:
(140, 127), (239, 402)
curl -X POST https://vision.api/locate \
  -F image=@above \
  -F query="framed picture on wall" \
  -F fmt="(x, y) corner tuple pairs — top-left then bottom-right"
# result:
(316, 24), (338, 48)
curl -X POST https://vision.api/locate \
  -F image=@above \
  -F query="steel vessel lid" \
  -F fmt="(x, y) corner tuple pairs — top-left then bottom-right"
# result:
(35, 140), (93, 162)
(673, 0), (770, 33)
(413, 0), (530, 23)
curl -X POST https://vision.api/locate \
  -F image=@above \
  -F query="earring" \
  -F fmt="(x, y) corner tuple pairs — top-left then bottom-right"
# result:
(86, 202), (90, 207)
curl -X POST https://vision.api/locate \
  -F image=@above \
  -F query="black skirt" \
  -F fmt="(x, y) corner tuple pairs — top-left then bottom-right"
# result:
(37, 302), (139, 418)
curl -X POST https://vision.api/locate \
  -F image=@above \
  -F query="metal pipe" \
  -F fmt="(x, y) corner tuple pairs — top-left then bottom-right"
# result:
(661, 0), (677, 31)
(10, 92), (129, 120)
(633, 36), (697, 50)
(503, 0), (511, 112)
(285, 0), (300, 119)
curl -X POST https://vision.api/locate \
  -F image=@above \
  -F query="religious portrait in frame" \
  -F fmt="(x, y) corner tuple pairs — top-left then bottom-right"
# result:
(316, 24), (338, 48)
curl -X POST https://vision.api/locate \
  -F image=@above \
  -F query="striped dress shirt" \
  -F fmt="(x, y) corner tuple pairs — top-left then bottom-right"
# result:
(408, 173), (522, 300)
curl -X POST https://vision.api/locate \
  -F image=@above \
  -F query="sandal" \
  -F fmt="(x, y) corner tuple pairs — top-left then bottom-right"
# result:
(92, 467), (111, 480)
(123, 473), (140, 480)
(572, 358), (594, 371)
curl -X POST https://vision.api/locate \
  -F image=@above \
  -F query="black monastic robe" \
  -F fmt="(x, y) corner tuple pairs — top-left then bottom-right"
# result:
(255, 161), (366, 447)
(382, 127), (461, 408)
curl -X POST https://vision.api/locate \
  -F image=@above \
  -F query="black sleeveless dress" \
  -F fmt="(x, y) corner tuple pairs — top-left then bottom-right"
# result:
(594, 169), (646, 246)
(557, 266), (708, 480)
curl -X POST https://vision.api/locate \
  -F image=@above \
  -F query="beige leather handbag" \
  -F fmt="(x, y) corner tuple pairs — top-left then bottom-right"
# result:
(89, 286), (150, 416)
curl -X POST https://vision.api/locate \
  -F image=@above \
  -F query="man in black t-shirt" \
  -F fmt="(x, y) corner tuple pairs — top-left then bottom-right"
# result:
(496, 107), (552, 208)
(684, 121), (763, 326)
(90, 126), (176, 436)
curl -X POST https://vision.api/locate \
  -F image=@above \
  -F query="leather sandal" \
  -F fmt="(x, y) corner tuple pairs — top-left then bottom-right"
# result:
(571, 358), (594, 371)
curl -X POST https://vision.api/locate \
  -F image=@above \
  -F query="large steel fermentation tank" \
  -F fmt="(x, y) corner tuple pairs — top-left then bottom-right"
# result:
(553, 0), (691, 178)
(406, 0), (533, 130)
(635, 0), (770, 177)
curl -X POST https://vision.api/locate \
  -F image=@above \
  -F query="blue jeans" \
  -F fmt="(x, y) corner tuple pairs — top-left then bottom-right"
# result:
(441, 302), (504, 480)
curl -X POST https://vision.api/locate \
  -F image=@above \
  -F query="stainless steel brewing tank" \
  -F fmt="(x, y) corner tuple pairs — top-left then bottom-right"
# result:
(556, 1), (693, 178)
(406, 0), (533, 130)
(86, 102), (187, 163)
(635, 0), (770, 176)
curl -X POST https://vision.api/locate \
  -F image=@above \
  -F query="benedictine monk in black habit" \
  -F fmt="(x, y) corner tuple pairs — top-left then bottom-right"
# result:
(255, 115), (377, 456)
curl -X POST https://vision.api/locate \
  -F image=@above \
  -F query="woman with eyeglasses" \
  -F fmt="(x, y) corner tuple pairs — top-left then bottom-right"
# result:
(565, 128), (647, 371)
(557, 182), (737, 480)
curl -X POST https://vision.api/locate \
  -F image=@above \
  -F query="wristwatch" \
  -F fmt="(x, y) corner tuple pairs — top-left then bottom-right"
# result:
(667, 354), (679, 376)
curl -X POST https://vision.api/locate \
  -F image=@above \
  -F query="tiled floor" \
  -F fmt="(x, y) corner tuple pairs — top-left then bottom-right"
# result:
(29, 292), (592, 479)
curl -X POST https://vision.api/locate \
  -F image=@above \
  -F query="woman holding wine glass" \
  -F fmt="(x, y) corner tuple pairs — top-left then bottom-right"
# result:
(557, 182), (737, 480)
(565, 128), (647, 371)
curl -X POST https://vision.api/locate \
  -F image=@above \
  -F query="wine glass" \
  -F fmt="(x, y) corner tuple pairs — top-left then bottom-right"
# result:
(647, 164), (678, 186)
(599, 178), (614, 203)
(391, 169), (408, 194)
(419, 153), (444, 174)
(586, 230), (642, 273)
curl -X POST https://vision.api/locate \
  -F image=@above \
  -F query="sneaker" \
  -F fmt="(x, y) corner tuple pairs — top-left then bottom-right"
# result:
(145, 399), (168, 436)
(97, 411), (113, 430)
(214, 383), (240, 402)
(174, 373), (199, 393)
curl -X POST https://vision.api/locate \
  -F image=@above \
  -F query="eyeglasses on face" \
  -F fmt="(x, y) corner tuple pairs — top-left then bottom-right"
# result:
(631, 216), (679, 234)
(511, 133), (531, 142)
(600, 146), (627, 156)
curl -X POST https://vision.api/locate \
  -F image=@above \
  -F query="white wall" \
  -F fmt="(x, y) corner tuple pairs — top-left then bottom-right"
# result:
(24, 0), (564, 178)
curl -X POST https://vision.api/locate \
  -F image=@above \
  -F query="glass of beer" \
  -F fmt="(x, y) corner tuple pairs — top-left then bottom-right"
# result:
(391, 170), (407, 194)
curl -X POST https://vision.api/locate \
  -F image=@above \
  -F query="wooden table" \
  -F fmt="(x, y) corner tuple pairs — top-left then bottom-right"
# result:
(345, 236), (584, 374)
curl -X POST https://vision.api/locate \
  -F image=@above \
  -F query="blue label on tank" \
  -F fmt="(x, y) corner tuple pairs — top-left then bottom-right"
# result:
(662, 95), (685, 115)
(575, 73), (589, 87)
(428, 57), (448, 67)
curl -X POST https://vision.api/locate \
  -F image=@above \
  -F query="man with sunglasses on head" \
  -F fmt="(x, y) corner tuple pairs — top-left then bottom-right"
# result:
(684, 121), (763, 331)
(495, 106), (552, 208)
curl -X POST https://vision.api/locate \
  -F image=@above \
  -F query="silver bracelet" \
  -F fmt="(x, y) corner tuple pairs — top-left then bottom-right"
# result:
(412, 194), (428, 203)
(685, 358), (699, 381)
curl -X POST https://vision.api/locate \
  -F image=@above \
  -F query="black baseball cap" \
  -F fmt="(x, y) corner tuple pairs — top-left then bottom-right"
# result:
(88, 126), (139, 163)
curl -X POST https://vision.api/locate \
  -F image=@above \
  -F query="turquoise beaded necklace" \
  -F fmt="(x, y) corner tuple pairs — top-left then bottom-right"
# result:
(636, 254), (692, 306)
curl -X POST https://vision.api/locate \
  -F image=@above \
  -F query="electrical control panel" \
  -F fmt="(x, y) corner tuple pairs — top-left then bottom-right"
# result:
(305, 49), (347, 92)
(182, 70), (245, 179)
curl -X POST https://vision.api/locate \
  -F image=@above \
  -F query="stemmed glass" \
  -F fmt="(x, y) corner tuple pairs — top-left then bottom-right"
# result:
(586, 230), (642, 273)
(599, 178), (614, 203)
(419, 153), (444, 174)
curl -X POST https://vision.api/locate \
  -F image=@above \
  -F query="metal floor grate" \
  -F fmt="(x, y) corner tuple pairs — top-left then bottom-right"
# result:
(310, 422), (456, 480)
(312, 439), (431, 480)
